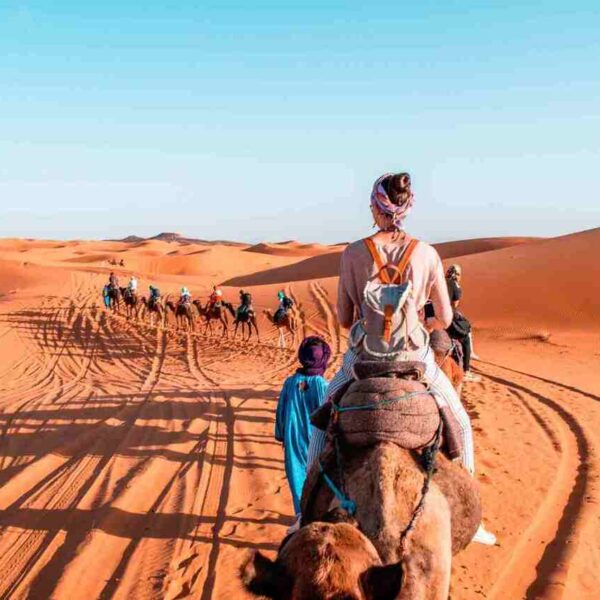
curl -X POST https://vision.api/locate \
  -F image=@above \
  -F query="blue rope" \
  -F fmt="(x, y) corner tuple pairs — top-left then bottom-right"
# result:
(319, 462), (357, 515)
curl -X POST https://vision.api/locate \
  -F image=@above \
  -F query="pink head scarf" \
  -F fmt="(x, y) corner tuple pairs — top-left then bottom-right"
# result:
(370, 173), (415, 230)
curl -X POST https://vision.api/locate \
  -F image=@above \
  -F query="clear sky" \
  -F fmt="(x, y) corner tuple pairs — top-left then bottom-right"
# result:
(1, 1), (599, 244)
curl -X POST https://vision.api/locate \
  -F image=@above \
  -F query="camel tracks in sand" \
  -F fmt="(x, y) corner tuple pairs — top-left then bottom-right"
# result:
(309, 281), (342, 355)
(476, 364), (596, 600)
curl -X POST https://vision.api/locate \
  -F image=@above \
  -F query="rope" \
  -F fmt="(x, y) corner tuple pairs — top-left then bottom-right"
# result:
(398, 421), (443, 556)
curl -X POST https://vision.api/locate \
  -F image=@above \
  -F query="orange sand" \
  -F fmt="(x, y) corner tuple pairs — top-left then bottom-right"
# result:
(0, 230), (598, 599)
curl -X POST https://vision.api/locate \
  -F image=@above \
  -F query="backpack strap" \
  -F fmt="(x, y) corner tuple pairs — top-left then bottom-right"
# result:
(363, 237), (420, 284)
(363, 237), (390, 283)
(392, 238), (419, 284)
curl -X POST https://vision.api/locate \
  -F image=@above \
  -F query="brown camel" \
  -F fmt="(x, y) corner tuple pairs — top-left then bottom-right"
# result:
(106, 286), (120, 313)
(263, 308), (297, 348)
(193, 300), (235, 337)
(242, 512), (403, 600)
(233, 307), (260, 342)
(119, 287), (139, 320)
(140, 296), (164, 327)
(166, 299), (195, 332)
(296, 442), (480, 600)
(243, 360), (480, 600)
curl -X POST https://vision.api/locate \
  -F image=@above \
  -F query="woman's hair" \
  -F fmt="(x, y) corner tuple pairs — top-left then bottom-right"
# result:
(371, 172), (414, 233)
(381, 173), (412, 207)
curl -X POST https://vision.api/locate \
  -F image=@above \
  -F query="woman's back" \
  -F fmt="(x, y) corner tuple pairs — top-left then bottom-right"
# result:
(337, 232), (452, 333)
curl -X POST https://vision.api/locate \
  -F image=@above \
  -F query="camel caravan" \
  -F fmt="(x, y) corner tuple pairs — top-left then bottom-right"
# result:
(241, 173), (494, 600)
(101, 273), (298, 344)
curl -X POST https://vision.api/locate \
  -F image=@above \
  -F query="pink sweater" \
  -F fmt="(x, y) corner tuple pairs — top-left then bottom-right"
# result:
(337, 235), (453, 331)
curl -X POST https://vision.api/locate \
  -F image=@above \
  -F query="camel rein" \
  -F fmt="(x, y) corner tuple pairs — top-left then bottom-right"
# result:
(319, 392), (444, 556)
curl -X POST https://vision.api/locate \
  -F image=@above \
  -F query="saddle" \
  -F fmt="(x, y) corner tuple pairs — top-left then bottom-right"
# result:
(311, 361), (463, 458)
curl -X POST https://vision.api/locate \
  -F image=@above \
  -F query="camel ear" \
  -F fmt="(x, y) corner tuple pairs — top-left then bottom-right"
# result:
(240, 550), (291, 598)
(360, 561), (403, 600)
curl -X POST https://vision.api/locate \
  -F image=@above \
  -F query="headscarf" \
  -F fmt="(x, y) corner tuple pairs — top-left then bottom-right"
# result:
(370, 173), (415, 230)
(297, 336), (331, 377)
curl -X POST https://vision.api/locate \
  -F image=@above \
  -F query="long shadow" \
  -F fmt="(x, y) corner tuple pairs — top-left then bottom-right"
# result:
(200, 392), (236, 600)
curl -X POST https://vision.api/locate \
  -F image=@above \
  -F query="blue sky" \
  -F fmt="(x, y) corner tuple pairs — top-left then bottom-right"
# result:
(1, 1), (599, 243)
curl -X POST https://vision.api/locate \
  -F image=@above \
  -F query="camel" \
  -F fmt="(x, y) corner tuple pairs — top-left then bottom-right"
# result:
(106, 286), (120, 313)
(166, 298), (195, 332)
(243, 362), (480, 600)
(119, 287), (139, 320)
(193, 300), (235, 337)
(263, 308), (297, 349)
(140, 296), (164, 328)
(233, 292), (260, 341)
(242, 511), (403, 600)
(233, 307), (260, 342)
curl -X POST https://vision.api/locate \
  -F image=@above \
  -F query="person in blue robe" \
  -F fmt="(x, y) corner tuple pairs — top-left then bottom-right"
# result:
(275, 336), (331, 524)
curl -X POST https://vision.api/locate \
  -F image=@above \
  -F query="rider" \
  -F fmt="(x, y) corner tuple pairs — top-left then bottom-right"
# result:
(180, 286), (192, 304)
(237, 289), (254, 318)
(209, 285), (223, 308)
(445, 265), (479, 382)
(274, 290), (294, 323)
(148, 285), (161, 308)
(306, 172), (496, 545)
(108, 271), (119, 289)
(127, 275), (138, 297)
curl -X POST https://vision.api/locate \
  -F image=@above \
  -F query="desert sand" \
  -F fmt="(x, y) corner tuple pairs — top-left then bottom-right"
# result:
(0, 230), (598, 599)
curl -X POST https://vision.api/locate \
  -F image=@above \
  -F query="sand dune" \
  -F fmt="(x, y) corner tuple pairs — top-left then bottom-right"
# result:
(245, 241), (343, 257)
(454, 227), (600, 331)
(435, 236), (540, 259)
(0, 229), (598, 599)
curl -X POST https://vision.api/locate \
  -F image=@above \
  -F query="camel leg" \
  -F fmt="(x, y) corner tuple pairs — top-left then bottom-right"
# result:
(221, 316), (228, 338)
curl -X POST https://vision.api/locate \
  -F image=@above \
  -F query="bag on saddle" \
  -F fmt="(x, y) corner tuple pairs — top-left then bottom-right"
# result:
(335, 361), (441, 449)
(349, 238), (427, 358)
(311, 360), (464, 459)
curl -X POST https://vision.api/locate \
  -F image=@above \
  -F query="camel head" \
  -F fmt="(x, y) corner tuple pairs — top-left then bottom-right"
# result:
(241, 520), (402, 600)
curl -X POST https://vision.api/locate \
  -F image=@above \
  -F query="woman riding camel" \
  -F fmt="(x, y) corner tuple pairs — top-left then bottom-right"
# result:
(307, 172), (496, 545)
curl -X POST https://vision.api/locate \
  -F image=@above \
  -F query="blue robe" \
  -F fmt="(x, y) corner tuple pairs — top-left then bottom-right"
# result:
(275, 372), (328, 515)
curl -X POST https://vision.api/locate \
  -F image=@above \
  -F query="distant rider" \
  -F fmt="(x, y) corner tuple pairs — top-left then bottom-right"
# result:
(108, 271), (119, 290)
(148, 285), (161, 308)
(208, 285), (223, 309)
(127, 275), (138, 297)
(180, 286), (192, 305)
(274, 290), (294, 323)
(237, 289), (254, 318)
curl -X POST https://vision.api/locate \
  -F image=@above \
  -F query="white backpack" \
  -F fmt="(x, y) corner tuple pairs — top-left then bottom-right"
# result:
(349, 237), (428, 358)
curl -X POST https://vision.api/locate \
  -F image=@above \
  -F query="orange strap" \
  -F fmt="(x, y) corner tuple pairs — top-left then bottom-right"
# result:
(364, 237), (390, 283)
(363, 237), (419, 284)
